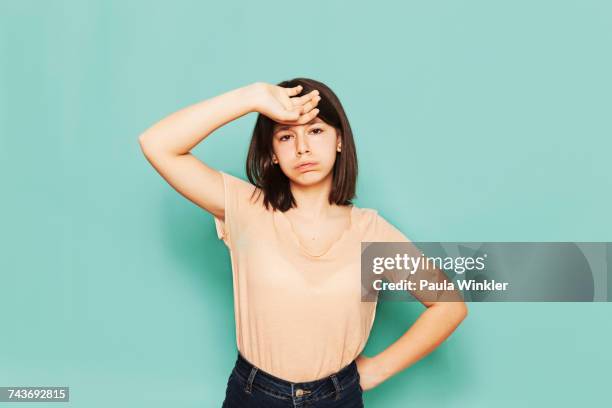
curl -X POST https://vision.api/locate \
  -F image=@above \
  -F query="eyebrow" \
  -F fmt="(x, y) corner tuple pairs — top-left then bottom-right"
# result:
(273, 118), (324, 133)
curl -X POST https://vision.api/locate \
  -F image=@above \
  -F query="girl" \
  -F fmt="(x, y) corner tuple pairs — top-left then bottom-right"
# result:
(138, 78), (468, 407)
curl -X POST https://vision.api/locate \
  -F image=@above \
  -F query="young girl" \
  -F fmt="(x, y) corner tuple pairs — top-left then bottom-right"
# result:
(138, 78), (468, 407)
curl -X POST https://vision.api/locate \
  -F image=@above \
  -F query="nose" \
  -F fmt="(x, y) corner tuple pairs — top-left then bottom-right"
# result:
(295, 132), (310, 156)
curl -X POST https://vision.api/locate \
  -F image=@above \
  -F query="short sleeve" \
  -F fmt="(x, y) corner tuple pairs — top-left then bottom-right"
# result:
(368, 211), (455, 304)
(213, 171), (261, 248)
(369, 211), (420, 285)
(371, 212), (412, 243)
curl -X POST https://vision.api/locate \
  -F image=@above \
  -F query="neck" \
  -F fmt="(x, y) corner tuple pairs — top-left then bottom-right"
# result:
(288, 172), (335, 219)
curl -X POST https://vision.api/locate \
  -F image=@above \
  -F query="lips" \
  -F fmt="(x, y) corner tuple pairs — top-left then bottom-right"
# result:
(295, 161), (318, 171)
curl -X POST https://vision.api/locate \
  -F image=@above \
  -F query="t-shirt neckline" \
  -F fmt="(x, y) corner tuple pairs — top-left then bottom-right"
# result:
(275, 205), (356, 259)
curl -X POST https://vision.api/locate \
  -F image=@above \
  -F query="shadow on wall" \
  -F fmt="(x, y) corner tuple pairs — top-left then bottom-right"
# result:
(363, 301), (471, 406)
(160, 190), (238, 371)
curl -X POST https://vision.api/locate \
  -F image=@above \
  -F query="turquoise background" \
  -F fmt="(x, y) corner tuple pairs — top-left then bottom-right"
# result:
(1, 0), (611, 406)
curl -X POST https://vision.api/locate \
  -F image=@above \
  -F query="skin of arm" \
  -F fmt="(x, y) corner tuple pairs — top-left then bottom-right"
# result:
(138, 83), (259, 220)
(356, 297), (468, 391)
(139, 85), (256, 155)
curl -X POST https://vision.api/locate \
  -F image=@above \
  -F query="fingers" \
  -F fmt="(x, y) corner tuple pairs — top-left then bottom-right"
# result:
(274, 87), (320, 124)
(291, 89), (319, 107)
(300, 94), (321, 114)
(279, 107), (301, 122)
(295, 108), (320, 124)
(285, 84), (303, 96)
(273, 105), (318, 125)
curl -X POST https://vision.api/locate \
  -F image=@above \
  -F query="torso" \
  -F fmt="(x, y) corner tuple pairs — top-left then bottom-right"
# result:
(214, 170), (400, 382)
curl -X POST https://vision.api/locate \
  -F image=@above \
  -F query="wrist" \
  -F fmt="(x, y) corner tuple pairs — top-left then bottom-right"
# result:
(238, 82), (264, 114)
(369, 354), (393, 384)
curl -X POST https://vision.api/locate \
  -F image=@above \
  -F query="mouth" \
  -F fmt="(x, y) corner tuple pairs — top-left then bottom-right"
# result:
(295, 161), (318, 172)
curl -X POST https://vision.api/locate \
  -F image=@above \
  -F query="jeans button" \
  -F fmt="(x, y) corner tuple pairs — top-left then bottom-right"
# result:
(295, 388), (304, 397)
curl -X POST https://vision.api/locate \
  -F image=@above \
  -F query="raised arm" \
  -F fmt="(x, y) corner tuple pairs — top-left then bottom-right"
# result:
(138, 82), (320, 221)
(137, 83), (259, 221)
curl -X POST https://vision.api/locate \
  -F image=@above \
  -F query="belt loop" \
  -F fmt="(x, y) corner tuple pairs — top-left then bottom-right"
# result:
(330, 373), (343, 401)
(244, 366), (258, 394)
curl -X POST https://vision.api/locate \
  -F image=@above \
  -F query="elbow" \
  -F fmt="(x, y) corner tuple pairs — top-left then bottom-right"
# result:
(138, 133), (178, 158)
(430, 300), (468, 324)
(138, 133), (149, 149)
(138, 133), (157, 157)
(439, 300), (467, 324)
(455, 301), (468, 322)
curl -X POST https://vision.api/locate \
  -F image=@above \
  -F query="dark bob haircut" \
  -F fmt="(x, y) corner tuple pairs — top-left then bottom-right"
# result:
(245, 77), (358, 212)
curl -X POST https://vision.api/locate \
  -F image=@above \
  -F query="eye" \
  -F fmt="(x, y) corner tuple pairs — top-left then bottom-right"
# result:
(278, 134), (292, 141)
(310, 127), (324, 135)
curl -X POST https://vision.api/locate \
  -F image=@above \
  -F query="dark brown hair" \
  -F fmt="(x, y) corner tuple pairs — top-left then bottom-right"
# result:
(246, 77), (358, 212)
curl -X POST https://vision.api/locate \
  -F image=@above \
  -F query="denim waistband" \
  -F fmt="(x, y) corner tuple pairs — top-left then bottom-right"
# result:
(231, 351), (360, 400)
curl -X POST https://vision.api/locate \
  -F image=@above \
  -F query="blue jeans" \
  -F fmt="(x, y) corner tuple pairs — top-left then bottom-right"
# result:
(222, 352), (365, 407)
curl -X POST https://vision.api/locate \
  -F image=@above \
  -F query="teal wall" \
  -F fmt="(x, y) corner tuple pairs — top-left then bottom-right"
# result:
(1, 1), (610, 406)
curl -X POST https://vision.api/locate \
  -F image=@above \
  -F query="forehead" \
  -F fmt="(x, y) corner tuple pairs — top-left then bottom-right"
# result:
(272, 117), (326, 133)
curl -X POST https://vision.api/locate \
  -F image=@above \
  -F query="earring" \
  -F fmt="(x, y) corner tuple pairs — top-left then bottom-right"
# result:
(337, 144), (342, 152)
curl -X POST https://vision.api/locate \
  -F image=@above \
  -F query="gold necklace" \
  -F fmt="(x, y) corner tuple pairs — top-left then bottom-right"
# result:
(283, 206), (353, 258)
(285, 211), (321, 241)
(284, 211), (333, 257)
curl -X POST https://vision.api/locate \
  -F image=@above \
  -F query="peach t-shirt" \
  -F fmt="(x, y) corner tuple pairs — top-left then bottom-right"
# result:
(213, 171), (411, 382)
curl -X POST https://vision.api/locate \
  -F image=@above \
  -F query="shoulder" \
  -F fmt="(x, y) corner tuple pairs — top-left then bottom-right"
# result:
(219, 170), (265, 208)
(214, 171), (267, 246)
(352, 205), (411, 242)
(351, 205), (379, 229)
